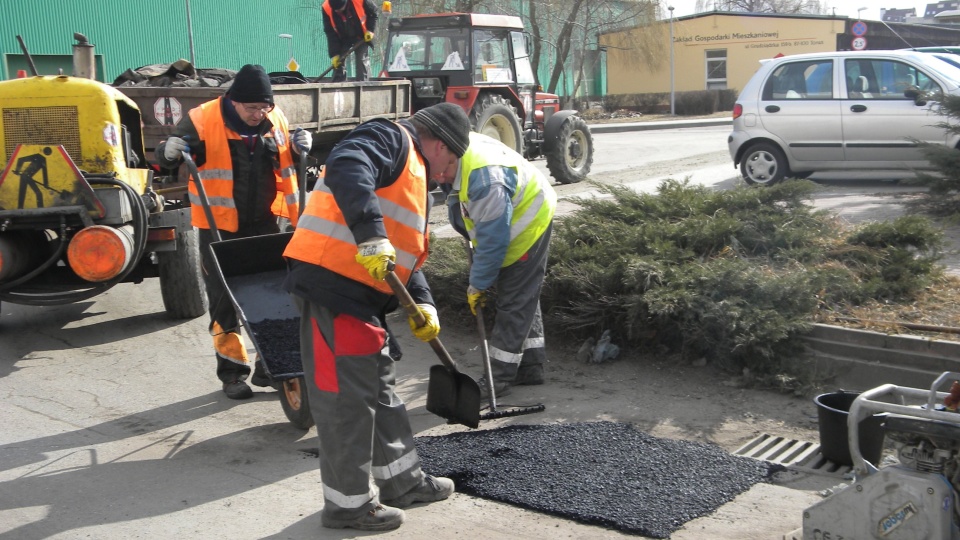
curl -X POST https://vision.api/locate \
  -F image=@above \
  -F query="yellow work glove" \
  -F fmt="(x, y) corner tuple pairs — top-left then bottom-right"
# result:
(364, 31), (375, 42)
(331, 55), (342, 69)
(355, 237), (395, 281)
(467, 285), (486, 316)
(408, 303), (440, 342)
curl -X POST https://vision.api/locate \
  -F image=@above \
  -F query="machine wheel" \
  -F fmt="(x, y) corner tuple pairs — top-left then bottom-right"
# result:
(740, 142), (788, 186)
(280, 376), (315, 429)
(546, 115), (594, 184)
(470, 94), (523, 154)
(158, 228), (207, 319)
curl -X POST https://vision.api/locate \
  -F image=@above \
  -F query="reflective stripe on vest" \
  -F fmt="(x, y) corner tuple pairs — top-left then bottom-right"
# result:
(322, 0), (369, 36)
(458, 132), (556, 267)
(283, 126), (428, 294)
(187, 98), (300, 232)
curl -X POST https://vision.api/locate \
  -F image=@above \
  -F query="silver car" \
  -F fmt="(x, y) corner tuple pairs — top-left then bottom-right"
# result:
(728, 50), (960, 185)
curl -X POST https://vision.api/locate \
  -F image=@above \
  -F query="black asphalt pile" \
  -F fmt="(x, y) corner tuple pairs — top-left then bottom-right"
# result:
(248, 318), (302, 378)
(415, 421), (781, 538)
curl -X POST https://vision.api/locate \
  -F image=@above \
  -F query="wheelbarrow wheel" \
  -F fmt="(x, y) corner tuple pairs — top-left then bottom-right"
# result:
(279, 376), (315, 429)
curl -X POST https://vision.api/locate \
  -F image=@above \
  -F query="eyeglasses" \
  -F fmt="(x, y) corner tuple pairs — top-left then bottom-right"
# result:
(239, 103), (275, 114)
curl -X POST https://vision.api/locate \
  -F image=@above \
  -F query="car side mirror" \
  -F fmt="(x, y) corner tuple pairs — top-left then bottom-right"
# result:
(904, 87), (926, 106)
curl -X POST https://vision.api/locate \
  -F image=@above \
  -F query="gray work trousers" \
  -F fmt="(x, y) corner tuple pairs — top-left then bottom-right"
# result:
(293, 296), (422, 520)
(487, 223), (552, 383)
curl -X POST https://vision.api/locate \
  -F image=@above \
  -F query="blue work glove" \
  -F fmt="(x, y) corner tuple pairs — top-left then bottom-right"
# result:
(163, 136), (190, 161)
(293, 128), (312, 153)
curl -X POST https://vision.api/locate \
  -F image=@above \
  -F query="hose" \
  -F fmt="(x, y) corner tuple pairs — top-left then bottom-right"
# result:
(0, 178), (149, 306)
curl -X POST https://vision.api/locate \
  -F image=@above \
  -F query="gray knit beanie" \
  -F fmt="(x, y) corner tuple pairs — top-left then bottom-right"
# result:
(412, 103), (471, 157)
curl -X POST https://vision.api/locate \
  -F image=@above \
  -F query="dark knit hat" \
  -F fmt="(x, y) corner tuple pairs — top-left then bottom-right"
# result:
(228, 64), (274, 104)
(412, 103), (471, 157)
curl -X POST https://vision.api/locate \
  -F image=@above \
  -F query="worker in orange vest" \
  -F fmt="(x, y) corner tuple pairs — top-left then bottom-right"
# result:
(322, 0), (378, 82)
(156, 64), (311, 400)
(282, 103), (471, 532)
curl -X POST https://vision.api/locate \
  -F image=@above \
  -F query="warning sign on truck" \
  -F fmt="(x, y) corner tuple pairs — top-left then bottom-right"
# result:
(154, 97), (183, 126)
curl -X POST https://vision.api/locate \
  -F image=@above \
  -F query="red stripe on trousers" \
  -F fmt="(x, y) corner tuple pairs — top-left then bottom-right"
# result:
(310, 314), (387, 392)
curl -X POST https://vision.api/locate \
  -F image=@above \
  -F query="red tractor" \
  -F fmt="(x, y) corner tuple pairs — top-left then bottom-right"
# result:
(382, 12), (593, 184)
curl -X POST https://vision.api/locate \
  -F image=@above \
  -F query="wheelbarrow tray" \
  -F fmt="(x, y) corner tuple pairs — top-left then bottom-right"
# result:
(207, 232), (303, 381)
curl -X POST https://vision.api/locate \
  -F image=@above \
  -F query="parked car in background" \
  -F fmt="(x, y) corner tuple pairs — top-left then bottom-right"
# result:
(902, 46), (960, 70)
(728, 50), (960, 185)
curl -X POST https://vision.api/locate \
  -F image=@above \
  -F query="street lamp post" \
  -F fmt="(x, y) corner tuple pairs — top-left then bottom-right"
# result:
(669, 6), (675, 116)
(857, 6), (867, 20)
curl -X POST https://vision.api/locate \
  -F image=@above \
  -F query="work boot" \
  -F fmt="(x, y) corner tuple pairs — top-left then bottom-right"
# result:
(321, 504), (405, 531)
(250, 359), (272, 388)
(515, 364), (544, 386)
(477, 376), (512, 400)
(222, 379), (253, 400)
(382, 475), (455, 508)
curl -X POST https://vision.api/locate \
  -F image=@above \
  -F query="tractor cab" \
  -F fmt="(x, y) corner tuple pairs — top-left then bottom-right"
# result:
(383, 12), (592, 185)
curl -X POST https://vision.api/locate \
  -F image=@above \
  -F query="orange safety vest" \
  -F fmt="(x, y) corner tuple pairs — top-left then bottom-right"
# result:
(283, 126), (428, 294)
(187, 98), (300, 232)
(322, 0), (369, 36)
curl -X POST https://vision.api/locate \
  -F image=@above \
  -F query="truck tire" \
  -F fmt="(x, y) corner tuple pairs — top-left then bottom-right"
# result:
(280, 376), (315, 429)
(546, 115), (594, 184)
(470, 94), (523, 154)
(158, 228), (208, 319)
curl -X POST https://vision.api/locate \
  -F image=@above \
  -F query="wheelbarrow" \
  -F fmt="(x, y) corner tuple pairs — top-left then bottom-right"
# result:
(206, 232), (314, 429)
(182, 150), (314, 429)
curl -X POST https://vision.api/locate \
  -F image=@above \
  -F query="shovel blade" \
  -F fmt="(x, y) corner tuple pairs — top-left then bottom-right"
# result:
(426, 364), (481, 429)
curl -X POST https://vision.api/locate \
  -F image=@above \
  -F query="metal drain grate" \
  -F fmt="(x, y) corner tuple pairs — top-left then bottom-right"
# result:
(734, 433), (853, 477)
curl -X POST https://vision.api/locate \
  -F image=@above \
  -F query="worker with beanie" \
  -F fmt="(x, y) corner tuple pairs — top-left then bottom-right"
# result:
(322, 0), (379, 82)
(435, 125), (557, 401)
(282, 102), (470, 532)
(155, 64), (313, 400)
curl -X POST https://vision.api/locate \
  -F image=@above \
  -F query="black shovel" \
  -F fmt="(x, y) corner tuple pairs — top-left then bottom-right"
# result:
(384, 269), (481, 429)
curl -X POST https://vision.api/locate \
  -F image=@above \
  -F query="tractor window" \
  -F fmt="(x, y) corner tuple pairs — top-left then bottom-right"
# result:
(511, 31), (535, 85)
(474, 30), (513, 83)
(386, 29), (468, 72)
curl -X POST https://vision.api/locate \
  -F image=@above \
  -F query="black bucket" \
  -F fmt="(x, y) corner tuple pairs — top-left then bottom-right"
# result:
(814, 391), (885, 466)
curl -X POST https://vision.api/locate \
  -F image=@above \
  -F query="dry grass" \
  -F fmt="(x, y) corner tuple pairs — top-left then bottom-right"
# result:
(814, 274), (960, 342)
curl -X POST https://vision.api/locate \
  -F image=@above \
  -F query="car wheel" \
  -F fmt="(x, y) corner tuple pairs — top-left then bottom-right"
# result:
(740, 143), (788, 186)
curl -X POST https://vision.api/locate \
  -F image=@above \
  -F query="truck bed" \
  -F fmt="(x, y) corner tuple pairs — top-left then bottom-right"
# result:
(117, 78), (412, 152)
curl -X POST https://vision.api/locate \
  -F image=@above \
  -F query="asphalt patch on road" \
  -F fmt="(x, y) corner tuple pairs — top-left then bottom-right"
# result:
(415, 421), (782, 538)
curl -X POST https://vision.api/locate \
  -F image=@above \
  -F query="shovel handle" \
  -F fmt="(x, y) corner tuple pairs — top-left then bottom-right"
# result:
(383, 270), (460, 372)
(182, 150), (222, 242)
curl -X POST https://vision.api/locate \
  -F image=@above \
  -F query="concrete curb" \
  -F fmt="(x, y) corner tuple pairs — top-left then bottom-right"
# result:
(802, 323), (960, 391)
(587, 117), (732, 133)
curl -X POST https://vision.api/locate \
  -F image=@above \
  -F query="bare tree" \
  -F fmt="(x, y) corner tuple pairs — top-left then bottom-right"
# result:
(527, 0), (659, 96)
(695, 0), (826, 14)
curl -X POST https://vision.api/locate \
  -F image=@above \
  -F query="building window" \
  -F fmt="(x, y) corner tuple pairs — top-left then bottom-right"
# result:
(705, 49), (727, 89)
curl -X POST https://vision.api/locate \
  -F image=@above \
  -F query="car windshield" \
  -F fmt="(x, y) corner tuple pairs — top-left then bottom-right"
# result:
(913, 53), (960, 86)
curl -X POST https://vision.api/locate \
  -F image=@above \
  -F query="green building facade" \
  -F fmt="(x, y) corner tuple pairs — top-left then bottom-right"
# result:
(1, 0), (333, 82)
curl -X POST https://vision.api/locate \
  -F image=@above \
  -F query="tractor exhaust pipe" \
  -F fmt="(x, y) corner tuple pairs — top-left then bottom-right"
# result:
(72, 33), (95, 80)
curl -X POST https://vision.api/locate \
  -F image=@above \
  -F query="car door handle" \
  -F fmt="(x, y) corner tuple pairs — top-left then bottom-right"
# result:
(850, 104), (867, 113)
(765, 105), (780, 113)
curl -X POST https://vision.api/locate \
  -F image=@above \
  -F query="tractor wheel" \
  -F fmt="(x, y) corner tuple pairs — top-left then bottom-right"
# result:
(470, 94), (523, 154)
(158, 227), (207, 319)
(546, 115), (594, 184)
(279, 376), (315, 429)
